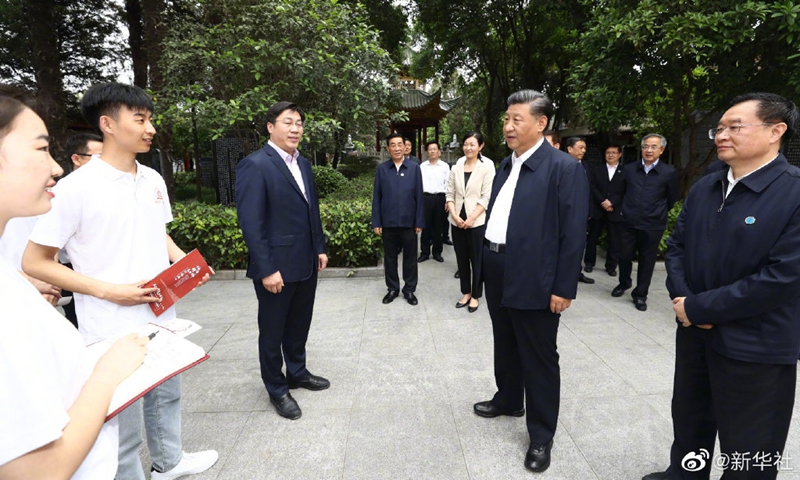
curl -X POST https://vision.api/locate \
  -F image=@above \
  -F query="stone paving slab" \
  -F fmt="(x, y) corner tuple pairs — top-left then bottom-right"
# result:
(135, 244), (800, 479)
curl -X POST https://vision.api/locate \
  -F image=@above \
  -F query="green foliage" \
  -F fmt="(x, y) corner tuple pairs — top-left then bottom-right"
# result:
(659, 201), (685, 257)
(158, 0), (398, 163)
(336, 155), (380, 179)
(319, 199), (382, 268)
(169, 202), (248, 269)
(174, 171), (196, 188)
(328, 173), (375, 202)
(311, 165), (349, 199)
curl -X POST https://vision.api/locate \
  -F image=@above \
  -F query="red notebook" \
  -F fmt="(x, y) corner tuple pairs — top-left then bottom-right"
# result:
(146, 249), (212, 316)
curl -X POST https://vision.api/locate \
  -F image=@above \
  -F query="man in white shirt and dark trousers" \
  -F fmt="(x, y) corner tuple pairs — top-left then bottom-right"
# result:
(418, 140), (450, 263)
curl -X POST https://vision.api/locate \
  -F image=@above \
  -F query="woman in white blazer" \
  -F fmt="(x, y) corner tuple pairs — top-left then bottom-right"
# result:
(446, 131), (495, 312)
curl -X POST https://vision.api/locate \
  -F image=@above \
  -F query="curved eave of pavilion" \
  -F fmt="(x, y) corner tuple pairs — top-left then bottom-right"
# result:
(396, 89), (460, 125)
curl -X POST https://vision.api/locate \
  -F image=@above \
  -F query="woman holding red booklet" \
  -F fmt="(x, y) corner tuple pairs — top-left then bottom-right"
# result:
(0, 86), (149, 480)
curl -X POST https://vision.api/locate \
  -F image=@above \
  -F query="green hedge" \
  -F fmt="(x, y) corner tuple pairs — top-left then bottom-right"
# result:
(311, 165), (348, 199)
(169, 202), (248, 269)
(658, 200), (684, 257)
(169, 198), (381, 270)
(319, 198), (382, 268)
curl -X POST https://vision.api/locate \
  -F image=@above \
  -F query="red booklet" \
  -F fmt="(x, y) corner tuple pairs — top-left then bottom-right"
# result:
(146, 249), (212, 316)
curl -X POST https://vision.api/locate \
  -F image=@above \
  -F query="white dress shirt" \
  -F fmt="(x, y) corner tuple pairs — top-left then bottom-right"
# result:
(484, 138), (545, 244)
(420, 160), (450, 193)
(606, 162), (619, 181)
(269, 140), (306, 200)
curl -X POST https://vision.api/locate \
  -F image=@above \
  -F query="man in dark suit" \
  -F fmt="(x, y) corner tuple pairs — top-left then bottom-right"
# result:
(565, 136), (595, 285)
(474, 89), (589, 473)
(403, 138), (421, 165)
(372, 132), (425, 305)
(613, 133), (678, 311)
(585, 144), (625, 276)
(643, 93), (800, 480)
(236, 101), (329, 421)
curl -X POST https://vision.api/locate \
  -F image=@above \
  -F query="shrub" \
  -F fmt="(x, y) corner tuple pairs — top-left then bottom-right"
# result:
(659, 200), (684, 257)
(312, 165), (348, 199)
(174, 171), (196, 188)
(328, 172), (374, 202)
(169, 202), (248, 270)
(337, 155), (379, 179)
(170, 198), (382, 270)
(319, 198), (382, 268)
(175, 184), (217, 204)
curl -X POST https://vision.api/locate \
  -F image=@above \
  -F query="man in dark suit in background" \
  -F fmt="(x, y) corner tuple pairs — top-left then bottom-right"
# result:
(403, 138), (421, 165)
(585, 144), (625, 276)
(236, 101), (330, 421)
(613, 133), (678, 311)
(474, 89), (589, 473)
(372, 132), (425, 306)
(565, 136), (595, 285)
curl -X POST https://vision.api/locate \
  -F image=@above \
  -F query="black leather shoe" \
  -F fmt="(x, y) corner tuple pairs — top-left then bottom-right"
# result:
(578, 273), (595, 284)
(468, 303), (479, 313)
(417, 254), (429, 263)
(382, 291), (399, 304)
(404, 292), (418, 306)
(433, 254), (444, 262)
(454, 270), (460, 278)
(584, 265), (593, 273)
(524, 440), (553, 473)
(611, 284), (629, 297)
(642, 472), (668, 480)
(270, 393), (301, 420)
(473, 401), (524, 418)
(288, 373), (330, 391)
(455, 298), (470, 308)
(606, 268), (617, 277)
(634, 297), (648, 311)
(443, 238), (453, 245)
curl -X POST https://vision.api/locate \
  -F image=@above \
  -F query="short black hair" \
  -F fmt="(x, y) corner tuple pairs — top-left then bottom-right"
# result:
(80, 83), (154, 132)
(425, 140), (440, 150)
(729, 92), (799, 146)
(265, 101), (305, 126)
(65, 133), (102, 157)
(0, 84), (31, 138)
(544, 129), (560, 145)
(403, 137), (413, 144)
(605, 143), (622, 153)
(386, 132), (404, 146)
(565, 137), (586, 149)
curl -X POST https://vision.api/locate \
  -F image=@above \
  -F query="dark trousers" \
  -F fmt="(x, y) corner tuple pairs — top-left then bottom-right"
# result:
(584, 214), (621, 271)
(420, 193), (445, 256)
(452, 224), (484, 298)
(442, 214), (451, 242)
(483, 246), (560, 445)
(382, 227), (418, 294)
(252, 270), (317, 398)
(618, 226), (663, 299)
(666, 326), (796, 480)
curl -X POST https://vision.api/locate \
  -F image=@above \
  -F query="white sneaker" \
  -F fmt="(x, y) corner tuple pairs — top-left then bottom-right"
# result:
(151, 450), (219, 480)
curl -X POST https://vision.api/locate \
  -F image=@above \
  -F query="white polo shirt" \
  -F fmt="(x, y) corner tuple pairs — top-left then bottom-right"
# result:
(0, 257), (118, 478)
(29, 158), (175, 343)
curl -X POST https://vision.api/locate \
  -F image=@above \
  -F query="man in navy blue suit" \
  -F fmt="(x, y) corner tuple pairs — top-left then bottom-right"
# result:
(236, 101), (329, 421)
(644, 93), (800, 480)
(372, 132), (425, 306)
(474, 90), (589, 473)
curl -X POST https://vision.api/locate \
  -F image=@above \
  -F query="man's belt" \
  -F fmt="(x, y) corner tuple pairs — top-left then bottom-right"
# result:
(483, 239), (506, 253)
(424, 192), (445, 196)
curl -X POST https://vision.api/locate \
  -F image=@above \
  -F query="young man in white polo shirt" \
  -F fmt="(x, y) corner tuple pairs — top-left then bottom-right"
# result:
(23, 82), (218, 480)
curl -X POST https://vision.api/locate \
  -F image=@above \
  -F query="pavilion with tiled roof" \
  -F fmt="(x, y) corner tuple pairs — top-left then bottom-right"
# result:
(379, 88), (459, 156)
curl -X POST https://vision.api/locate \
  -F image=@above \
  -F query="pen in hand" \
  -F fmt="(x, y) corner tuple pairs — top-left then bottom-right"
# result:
(147, 331), (159, 341)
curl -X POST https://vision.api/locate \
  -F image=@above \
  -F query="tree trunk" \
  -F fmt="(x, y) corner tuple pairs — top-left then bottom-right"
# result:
(124, 0), (147, 88)
(142, 0), (176, 201)
(24, 0), (68, 159)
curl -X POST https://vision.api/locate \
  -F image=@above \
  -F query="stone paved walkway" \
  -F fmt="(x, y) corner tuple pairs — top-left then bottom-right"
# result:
(147, 246), (800, 479)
